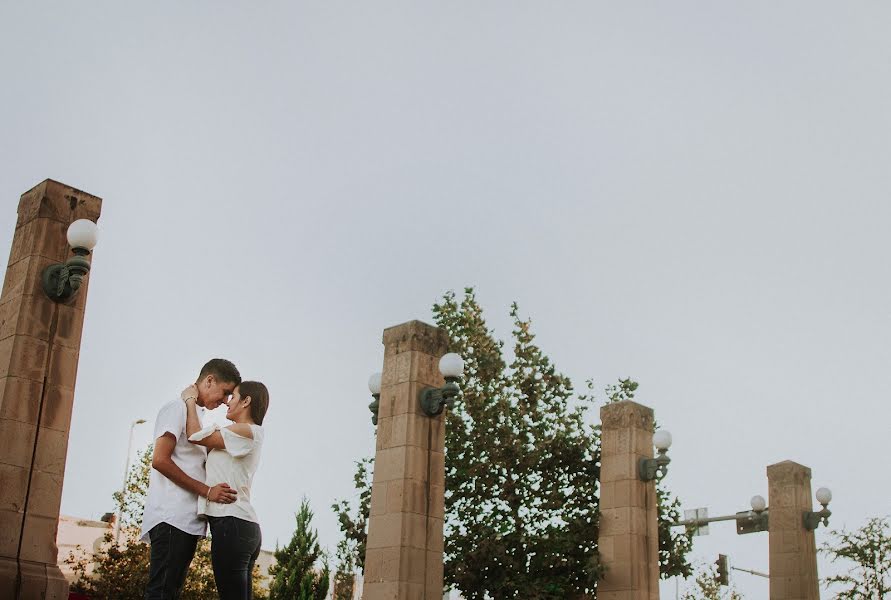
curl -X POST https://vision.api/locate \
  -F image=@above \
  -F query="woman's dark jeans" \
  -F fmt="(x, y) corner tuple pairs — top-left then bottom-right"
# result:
(208, 516), (262, 600)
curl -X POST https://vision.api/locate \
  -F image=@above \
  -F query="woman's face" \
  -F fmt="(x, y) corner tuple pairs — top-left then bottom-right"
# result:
(225, 386), (248, 420)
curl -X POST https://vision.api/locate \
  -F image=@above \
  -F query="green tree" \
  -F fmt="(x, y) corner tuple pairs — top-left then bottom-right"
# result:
(332, 458), (372, 599)
(680, 562), (744, 600)
(334, 288), (693, 599)
(822, 516), (891, 599)
(332, 538), (358, 600)
(268, 498), (330, 600)
(66, 445), (269, 600)
(331, 457), (372, 572)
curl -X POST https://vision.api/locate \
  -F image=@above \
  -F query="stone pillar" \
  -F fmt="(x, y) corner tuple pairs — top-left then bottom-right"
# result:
(767, 461), (820, 600)
(597, 400), (660, 600)
(0, 180), (102, 600)
(363, 320), (449, 600)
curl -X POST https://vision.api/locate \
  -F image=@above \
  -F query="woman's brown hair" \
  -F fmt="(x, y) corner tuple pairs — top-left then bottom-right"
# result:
(238, 381), (269, 425)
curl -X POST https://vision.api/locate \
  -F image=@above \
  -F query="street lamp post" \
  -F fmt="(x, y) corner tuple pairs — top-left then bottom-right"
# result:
(362, 321), (452, 598)
(672, 488), (832, 536)
(366, 352), (464, 425)
(115, 418), (146, 544)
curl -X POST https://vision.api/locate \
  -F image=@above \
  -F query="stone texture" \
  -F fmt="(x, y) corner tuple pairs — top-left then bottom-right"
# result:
(363, 321), (449, 600)
(597, 401), (660, 600)
(767, 461), (820, 600)
(0, 377), (43, 425)
(0, 180), (101, 600)
(0, 510), (24, 558)
(0, 464), (29, 513)
(14, 560), (70, 600)
(0, 335), (50, 383)
(0, 419), (38, 469)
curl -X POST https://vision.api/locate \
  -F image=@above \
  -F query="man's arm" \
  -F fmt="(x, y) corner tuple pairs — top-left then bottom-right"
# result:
(151, 433), (237, 503)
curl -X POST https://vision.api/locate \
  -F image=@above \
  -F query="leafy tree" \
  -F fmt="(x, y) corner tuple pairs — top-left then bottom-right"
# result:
(66, 445), (268, 600)
(268, 498), (330, 600)
(332, 538), (357, 600)
(331, 457), (372, 572)
(822, 516), (891, 599)
(435, 294), (603, 598)
(332, 458), (372, 599)
(334, 288), (693, 599)
(680, 562), (744, 600)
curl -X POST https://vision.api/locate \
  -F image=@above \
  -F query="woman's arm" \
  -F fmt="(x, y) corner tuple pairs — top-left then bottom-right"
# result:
(183, 396), (202, 440)
(182, 384), (227, 449)
(189, 423), (254, 452)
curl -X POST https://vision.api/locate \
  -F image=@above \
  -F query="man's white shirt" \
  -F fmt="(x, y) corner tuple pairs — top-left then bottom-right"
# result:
(140, 399), (208, 542)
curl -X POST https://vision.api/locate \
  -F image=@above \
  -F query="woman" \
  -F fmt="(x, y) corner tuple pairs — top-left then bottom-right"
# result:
(182, 380), (269, 600)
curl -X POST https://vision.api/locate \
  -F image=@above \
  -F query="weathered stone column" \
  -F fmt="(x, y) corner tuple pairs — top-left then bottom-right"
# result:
(363, 321), (449, 600)
(0, 180), (102, 600)
(767, 461), (820, 600)
(597, 400), (660, 600)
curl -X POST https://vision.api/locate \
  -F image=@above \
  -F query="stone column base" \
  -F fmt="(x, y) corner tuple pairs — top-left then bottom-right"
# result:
(0, 557), (69, 600)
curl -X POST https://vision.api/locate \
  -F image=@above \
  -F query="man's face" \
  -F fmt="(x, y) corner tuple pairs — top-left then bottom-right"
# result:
(197, 375), (236, 410)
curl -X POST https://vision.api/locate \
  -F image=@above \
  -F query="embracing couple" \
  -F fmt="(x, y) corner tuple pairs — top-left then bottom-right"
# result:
(139, 358), (270, 600)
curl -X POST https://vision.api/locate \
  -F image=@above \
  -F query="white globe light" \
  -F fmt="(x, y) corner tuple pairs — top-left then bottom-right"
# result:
(367, 372), (382, 395)
(816, 487), (832, 505)
(750, 495), (767, 512)
(653, 430), (672, 451)
(439, 353), (464, 378)
(67, 219), (99, 251)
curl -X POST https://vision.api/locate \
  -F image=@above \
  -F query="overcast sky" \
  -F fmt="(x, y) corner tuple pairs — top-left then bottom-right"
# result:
(2, 3), (889, 597)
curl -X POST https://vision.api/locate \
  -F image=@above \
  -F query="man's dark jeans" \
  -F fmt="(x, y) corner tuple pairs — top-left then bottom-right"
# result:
(145, 522), (200, 600)
(207, 516), (262, 600)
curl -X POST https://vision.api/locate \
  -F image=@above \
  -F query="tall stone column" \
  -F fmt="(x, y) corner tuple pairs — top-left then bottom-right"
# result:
(597, 400), (660, 600)
(363, 321), (449, 600)
(0, 180), (102, 600)
(767, 461), (820, 600)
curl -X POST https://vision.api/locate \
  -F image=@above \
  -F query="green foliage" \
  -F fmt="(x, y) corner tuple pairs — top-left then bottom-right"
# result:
(332, 458), (372, 599)
(332, 537), (358, 600)
(332, 475), (365, 600)
(331, 457), (372, 572)
(680, 562), (744, 600)
(333, 287), (693, 599)
(657, 480), (694, 579)
(66, 528), (151, 600)
(436, 293), (603, 598)
(821, 516), (891, 599)
(112, 445), (152, 529)
(66, 444), (268, 600)
(605, 377), (639, 404)
(268, 498), (330, 600)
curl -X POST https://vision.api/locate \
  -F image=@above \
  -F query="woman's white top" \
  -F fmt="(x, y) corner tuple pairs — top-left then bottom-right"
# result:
(188, 423), (264, 523)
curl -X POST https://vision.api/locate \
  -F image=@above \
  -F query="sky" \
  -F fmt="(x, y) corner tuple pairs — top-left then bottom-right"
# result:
(1, 2), (890, 597)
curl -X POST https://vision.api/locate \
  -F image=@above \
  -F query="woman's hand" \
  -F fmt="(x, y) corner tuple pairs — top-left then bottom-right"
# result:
(181, 384), (199, 403)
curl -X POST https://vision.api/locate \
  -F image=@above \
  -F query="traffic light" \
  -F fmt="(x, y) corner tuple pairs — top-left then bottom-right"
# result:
(715, 554), (729, 586)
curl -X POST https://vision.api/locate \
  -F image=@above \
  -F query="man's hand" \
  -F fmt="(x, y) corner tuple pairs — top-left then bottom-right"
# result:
(207, 483), (237, 504)
(181, 384), (199, 403)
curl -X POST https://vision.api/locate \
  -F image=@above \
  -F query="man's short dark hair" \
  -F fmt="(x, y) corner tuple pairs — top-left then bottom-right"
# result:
(198, 358), (241, 386)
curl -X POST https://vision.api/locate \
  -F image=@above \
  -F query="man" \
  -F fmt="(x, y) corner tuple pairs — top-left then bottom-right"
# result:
(141, 358), (242, 600)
